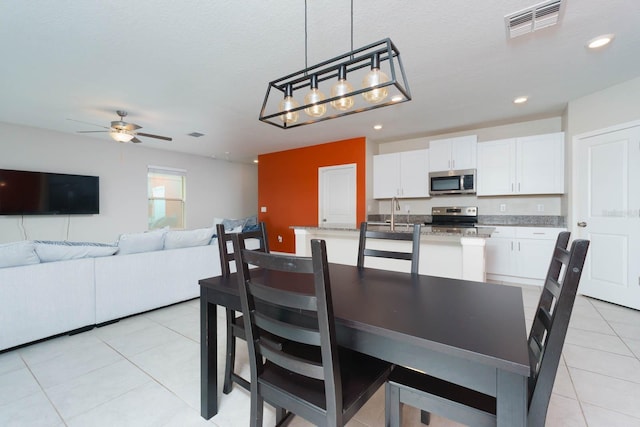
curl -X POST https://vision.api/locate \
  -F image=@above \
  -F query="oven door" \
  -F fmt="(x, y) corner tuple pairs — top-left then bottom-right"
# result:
(429, 170), (476, 195)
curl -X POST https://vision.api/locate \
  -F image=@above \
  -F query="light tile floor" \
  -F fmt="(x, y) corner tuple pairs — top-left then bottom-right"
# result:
(1, 287), (639, 426)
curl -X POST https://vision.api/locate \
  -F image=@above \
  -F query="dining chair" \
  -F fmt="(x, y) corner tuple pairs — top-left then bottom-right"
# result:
(385, 231), (590, 427)
(216, 222), (270, 394)
(357, 221), (422, 274)
(233, 236), (393, 427)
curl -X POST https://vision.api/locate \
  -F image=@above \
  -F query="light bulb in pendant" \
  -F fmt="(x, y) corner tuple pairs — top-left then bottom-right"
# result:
(278, 84), (299, 125)
(362, 53), (389, 104)
(330, 65), (354, 111)
(304, 75), (326, 117)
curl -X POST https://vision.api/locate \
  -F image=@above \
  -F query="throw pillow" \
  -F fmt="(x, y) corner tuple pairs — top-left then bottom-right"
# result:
(117, 229), (167, 255)
(34, 240), (119, 262)
(0, 241), (40, 268)
(164, 227), (215, 250)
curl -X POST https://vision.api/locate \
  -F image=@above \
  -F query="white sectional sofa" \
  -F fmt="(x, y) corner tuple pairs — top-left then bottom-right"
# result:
(0, 257), (97, 351)
(94, 245), (220, 324)
(0, 234), (222, 352)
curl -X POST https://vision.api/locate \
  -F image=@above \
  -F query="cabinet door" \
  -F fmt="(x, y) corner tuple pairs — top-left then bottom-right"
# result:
(399, 149), (429, 198)
(373, 153), (400, 199)
(428, 139), (452, 172)
(477, 139), (516, 196)
(485, 237), (515, 276)
(485, 227), (516, 276)
(517, 132), (564, 194)
(450, 135), (478, 170)
(514, 228), (566, 279)
(515, 238), (556, 279)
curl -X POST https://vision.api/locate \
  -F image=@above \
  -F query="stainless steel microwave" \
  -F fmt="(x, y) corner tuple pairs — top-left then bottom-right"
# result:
(429, 169), (476, 195)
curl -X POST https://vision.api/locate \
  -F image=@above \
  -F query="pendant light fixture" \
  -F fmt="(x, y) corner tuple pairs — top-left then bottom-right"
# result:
(259, 0), (411, 129)
(362, 53), (389, 103)
(304, 75), (327, 117)
(278, 84), (299, 125)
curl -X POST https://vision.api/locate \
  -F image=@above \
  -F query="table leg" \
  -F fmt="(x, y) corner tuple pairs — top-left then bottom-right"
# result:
(200, 288), (218, 419)
(496, 369), (527, 427)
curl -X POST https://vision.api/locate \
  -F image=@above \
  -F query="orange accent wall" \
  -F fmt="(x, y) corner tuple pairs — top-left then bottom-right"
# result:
(258, 137), (366, 253)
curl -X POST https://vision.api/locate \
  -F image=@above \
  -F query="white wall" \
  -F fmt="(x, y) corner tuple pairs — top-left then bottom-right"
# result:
(372, 117), (564, 216)
(0, 122), (258, 244)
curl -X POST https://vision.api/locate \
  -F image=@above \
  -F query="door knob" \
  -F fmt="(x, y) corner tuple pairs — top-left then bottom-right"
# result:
(577, 221), (587, 228)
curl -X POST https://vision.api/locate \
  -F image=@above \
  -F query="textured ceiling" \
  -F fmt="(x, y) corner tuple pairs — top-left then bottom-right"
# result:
(1, 0), (639, 163)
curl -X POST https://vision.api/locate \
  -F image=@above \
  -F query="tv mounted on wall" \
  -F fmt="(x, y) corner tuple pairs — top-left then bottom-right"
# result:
(0, 169), (99, 215)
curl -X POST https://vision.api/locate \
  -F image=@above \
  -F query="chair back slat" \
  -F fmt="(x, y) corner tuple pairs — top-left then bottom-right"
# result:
(248, 280), (318, 311)
(259, 342), (325, 380)
(254, 312), (321, 346)
(363, 248), (414, 261)
(357, 222), (422, 274)
(217, 222), (269, 276)
(234, 236), (344, 419)
(527, 232), (589, 427)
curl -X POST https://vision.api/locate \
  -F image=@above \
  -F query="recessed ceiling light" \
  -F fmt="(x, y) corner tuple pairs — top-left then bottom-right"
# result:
(587, 34), (615, 49)
(373, 124), (383, 130)
(513, 96), (528, 104)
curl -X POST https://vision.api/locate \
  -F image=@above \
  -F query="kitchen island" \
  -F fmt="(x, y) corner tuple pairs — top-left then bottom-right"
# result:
(293, 225), (495, 281)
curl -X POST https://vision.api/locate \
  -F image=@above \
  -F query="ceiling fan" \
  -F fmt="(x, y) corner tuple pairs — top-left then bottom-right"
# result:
(71, 110), (173, 143)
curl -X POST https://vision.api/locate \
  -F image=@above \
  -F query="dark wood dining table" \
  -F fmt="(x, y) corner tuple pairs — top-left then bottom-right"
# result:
(199, 263), (530, 426)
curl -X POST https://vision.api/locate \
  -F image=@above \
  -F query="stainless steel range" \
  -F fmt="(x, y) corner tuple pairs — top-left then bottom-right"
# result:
(427, 206), (478, 235)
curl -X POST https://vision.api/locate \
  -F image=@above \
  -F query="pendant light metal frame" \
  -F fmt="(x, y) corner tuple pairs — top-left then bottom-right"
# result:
(259, 0), (411, 131)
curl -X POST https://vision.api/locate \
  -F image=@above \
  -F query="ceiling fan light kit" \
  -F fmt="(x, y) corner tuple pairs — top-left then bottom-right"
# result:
(73, 110), (172, 143)
(110, 129), (135, 143)
(259, 0), (410, 129)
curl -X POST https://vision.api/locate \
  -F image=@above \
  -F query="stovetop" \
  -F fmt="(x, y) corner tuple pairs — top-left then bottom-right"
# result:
(428, 206), (478, 229)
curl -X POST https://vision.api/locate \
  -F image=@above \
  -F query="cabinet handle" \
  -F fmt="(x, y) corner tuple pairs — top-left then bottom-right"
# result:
(510, 241), (513, 251)
(452, 159), (455, 169)
(518, 182), (521, 192)
(448, 160), (451, 169)
(511, 183), (514, 192)
(518, 242), (521, 251)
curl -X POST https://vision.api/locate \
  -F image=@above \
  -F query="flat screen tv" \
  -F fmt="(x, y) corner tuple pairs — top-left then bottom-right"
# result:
(0, 169), (99, 215)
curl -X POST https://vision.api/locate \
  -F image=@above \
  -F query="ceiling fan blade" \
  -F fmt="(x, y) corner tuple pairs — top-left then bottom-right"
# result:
(67, 118), (109, 129)
(77, 130), (108, 133)
(131, 137), (143, 143)
(136, 132), (172, 141)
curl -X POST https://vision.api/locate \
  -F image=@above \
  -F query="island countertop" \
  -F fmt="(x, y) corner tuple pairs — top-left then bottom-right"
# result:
(291, 224), (496, 238)
(292, 225), (491, 281)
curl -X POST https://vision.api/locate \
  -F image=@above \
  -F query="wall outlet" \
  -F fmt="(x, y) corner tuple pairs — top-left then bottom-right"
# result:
(277, 235), (283, 243)
(537, 204), (545, 212)
(260, 206), (267, 213)
(499, 203), (506, 212)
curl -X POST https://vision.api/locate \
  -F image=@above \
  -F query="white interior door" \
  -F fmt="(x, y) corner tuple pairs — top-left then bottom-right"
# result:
(574, 123), (640, 309)
(318, 164), (356, 227)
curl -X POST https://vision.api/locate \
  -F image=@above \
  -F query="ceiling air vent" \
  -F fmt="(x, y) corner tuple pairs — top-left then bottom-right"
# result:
(505, 0), (564, 39)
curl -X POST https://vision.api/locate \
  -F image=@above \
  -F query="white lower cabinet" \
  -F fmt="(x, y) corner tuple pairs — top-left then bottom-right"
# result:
(485, 226), (567, 285)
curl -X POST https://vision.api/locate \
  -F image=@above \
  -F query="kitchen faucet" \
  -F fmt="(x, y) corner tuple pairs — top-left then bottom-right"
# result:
(390, 196), (401, 231)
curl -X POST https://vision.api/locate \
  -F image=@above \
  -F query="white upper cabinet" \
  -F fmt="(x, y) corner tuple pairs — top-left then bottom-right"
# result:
(477, 132), (564, 196)
(373, 149), (429, 199)
(428, 135), (477, 172)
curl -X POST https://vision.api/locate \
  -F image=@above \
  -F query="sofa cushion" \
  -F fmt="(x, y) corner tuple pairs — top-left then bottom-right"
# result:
(164, 227), (215, 250)
(0, 241), (40, 268)
(117, 229), (167, 255)
(35, 240), (119, 262)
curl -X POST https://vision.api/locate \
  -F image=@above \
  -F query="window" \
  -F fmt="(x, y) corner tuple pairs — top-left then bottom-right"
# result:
(147, 166), (186, 230)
